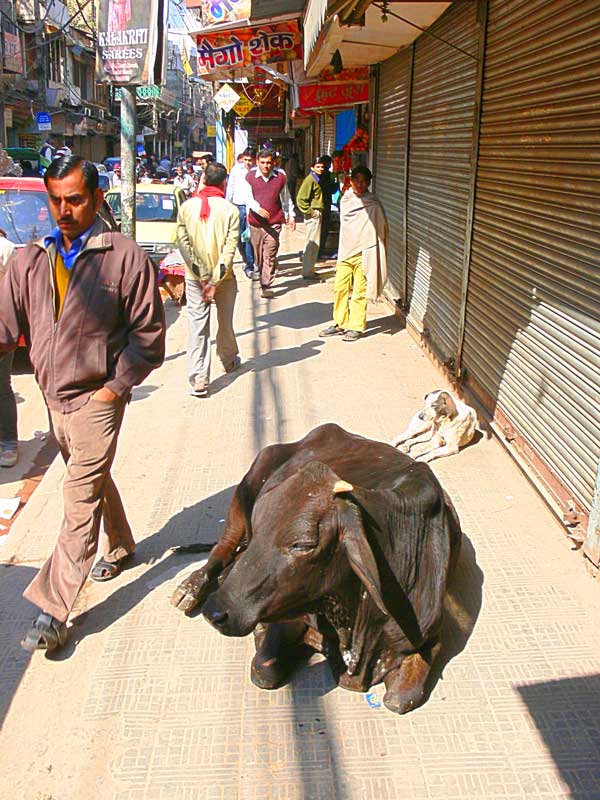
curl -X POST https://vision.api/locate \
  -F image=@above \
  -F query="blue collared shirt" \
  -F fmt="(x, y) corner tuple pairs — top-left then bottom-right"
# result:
(44, 222), (95, 271)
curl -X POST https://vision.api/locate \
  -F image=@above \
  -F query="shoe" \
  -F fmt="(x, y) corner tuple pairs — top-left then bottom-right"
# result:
(342, 329), (362, 342)
(252, 271), (260, 281)
(244, 267), (254, 279)
(319, 324), (343, 337)
(90, 553), (134, 582)
(190, 381), (208, 398)
(21, 612), (67, 652)
(224, 355), (241, 373)
(0, 448), (18, 468)
(260, 288), (274, 299)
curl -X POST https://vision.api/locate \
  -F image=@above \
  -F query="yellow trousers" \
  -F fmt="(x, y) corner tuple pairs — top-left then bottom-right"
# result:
(333, 254), (367, 332)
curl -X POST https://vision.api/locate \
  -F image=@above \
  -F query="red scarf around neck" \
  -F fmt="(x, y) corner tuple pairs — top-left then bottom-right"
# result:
(197, 185), (225, 220)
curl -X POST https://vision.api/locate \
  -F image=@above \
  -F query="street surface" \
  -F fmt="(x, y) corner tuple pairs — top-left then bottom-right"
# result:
(0, 227), (599, 800)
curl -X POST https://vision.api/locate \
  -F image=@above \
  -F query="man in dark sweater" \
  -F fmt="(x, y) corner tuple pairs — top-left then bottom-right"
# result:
(244, 149), (295, 298)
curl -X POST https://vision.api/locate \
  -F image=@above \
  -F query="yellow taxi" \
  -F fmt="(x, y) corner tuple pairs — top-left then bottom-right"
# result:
(105, 183), (187, 264)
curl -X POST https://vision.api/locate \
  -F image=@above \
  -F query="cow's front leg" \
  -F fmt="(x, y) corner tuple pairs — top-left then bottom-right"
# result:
(251, 620), (310, 690)
(383, 640), (441, 714)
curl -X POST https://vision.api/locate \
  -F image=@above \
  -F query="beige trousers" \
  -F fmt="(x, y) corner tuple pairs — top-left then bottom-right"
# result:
(23, 397), (135, 622)
(302, 211), (322, 277)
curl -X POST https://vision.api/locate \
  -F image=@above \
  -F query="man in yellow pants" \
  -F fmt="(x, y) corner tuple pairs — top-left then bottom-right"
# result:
(320, 165), (387, 342)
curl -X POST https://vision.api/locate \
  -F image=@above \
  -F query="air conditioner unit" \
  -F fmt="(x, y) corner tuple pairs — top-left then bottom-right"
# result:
(83, 107), (92, 117)
(99, 109), (106, 120)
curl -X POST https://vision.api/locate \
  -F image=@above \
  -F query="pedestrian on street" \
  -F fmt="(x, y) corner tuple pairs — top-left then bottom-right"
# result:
(173, 164), (194, 198)
(39, 134), (59, 173)
(296, 157), (327, 280)
(0, 228), (18, 468)
(320, 166), (387, 342)
(244, 149), (295, 299)
(318, 154), (335, 258)
(176, 162), (241, 398)
(0, 156), (166, 652)
(284, 152), (300, 206)
(226, 147), (256, 279)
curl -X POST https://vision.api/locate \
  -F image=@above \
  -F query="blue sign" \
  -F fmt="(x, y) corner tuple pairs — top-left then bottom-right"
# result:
(36, 112), (51, 125)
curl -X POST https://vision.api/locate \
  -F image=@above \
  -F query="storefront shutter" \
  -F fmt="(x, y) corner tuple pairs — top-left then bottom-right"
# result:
(374, 48), (412, 300)
(405, 0), (480, 362)
(462, 0), (600, 519)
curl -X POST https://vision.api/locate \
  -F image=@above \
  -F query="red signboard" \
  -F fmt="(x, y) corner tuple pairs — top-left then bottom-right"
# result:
(298, 82), (368, 110)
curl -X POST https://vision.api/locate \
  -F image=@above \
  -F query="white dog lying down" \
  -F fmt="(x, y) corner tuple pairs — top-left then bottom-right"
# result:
(391, 389), (478, 463)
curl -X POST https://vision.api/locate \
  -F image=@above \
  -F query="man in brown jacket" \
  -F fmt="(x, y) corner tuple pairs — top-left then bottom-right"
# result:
(0, 156), (166, 652)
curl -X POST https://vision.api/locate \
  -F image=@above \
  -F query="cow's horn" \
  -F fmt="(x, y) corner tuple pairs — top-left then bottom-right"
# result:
(333, 480), (353, 494)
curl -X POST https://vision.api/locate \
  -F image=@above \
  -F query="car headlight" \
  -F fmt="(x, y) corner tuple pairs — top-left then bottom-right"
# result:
(155, 244), (176, 254)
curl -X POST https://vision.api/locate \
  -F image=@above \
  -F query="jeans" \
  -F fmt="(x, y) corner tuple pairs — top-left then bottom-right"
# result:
(235, 205), (255, 269)
(0, 351), (17, 449)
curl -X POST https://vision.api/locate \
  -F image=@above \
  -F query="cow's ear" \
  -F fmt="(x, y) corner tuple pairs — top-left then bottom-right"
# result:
(339, 504), (388, 616)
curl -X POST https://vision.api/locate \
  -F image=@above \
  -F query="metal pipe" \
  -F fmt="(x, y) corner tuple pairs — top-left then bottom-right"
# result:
(120, 85), (137, 240)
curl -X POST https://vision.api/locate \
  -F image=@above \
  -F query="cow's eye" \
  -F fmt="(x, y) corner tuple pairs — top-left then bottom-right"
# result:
(289, 542), (315, 554)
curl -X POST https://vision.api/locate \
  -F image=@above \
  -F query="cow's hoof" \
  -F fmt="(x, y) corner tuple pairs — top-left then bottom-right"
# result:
(338, 672), (369, 693)
(170, 571), (212, 613)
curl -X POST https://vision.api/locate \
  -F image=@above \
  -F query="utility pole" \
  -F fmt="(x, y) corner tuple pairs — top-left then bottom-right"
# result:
(33, 0), (47, 106)
(120, 86), (137, 240)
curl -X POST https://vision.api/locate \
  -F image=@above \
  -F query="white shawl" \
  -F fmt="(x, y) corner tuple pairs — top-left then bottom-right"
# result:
(338, 189), (388, 301)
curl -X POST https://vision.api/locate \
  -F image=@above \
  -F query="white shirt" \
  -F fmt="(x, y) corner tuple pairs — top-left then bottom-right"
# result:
(174, 174), (194, 195)
(243, 167), (295, 220)
(226, 161), (252, 205)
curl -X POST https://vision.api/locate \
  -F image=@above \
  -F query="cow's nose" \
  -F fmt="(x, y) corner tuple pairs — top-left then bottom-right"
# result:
(205, 608), (228, 628)
(418, 412), (425, 420)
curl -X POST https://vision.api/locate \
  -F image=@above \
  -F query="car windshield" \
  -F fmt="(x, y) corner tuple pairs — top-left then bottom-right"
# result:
(0, 188), (53, 244)
(106, 191), (178, 222)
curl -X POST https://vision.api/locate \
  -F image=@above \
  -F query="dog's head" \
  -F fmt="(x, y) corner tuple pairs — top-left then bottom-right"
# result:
(419, 390), (458, 423)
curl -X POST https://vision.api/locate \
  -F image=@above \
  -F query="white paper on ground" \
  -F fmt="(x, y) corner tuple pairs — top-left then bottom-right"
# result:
(0, 497), (20, 521)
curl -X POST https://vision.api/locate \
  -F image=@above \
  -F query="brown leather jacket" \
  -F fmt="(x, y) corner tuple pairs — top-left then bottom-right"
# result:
(0, 217), (165, 412)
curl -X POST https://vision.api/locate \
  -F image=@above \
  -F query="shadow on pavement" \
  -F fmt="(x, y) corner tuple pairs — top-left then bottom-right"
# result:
(0, 564), (38, 728)
(425, 534), (484, 699)
(256, 301), (332, 330)
(58, 486), (237, 651)
(515, 675), (600, 799)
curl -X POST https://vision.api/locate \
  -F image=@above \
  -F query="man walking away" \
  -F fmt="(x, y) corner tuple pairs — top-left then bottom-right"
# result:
(0, 156), (165, 652)
(226, 147), (256, 279)
(176, 162), (240, 398)
(0, 229), (17, 468)
(244, 149), (295, 299)
(296, 157), (326, 280)
(320, 166), (387, 342)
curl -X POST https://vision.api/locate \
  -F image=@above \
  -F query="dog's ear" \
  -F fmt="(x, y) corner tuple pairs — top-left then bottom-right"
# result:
(436, 391), (457, 416)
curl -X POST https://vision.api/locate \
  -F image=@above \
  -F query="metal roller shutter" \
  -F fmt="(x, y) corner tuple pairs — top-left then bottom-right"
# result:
(405, 0), (480, 362)
(462, 0), (600, 520)
(319, 112), (336, 156)
(374, 48), (412, 300)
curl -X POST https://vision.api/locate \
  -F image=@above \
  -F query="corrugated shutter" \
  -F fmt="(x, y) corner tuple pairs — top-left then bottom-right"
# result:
(319, 112), (336, 155)
(405, 0), (479, 362)
(463, 0), (600, 517)
(374, 48), (411, 300)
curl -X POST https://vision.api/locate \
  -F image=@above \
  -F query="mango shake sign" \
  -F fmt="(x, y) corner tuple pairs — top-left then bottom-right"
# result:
(96, 0), (167, 84)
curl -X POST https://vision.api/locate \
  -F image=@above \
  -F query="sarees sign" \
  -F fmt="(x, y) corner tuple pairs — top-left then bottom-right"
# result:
(96, 0), (167, 84)
(196, 20), (302, 75)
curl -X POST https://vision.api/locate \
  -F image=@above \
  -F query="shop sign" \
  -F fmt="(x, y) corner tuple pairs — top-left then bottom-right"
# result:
(233, 95), (253, 117)
(298, 82), (368, 110)
(36, 112), (52, 131)
(206, 124), (217, 137)
(4, 108), (13, 128)
(3, 31), (23, 74)
(200, 0), (250, 28)
(96, 0), (167, 85)
(213, 83), (240, 112)
(197, 21), (302, 76)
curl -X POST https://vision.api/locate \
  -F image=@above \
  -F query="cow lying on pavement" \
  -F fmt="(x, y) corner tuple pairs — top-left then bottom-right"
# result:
(171, 423), (462, 714)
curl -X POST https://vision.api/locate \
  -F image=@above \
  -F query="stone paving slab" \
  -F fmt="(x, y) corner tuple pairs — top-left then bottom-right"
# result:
(0, 229), (599, 800)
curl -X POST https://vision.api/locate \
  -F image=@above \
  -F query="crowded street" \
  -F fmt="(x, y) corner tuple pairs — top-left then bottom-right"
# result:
(1, 228), (599, 799)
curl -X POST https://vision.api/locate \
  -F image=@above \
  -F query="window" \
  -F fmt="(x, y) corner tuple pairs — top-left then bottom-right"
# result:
(72, 59), (89, 101)
(48, 38), (65, 84)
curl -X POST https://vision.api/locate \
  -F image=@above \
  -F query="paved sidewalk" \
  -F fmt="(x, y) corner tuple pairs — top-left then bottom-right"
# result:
(0, 229), (599, 800)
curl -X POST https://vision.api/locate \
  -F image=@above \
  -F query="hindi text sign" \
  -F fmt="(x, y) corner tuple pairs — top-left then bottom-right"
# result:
(213, 83), (241, 113)
(298, 82), (369, 110)
(233, 95), (254, 117)
(197, 21), (302, 76)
